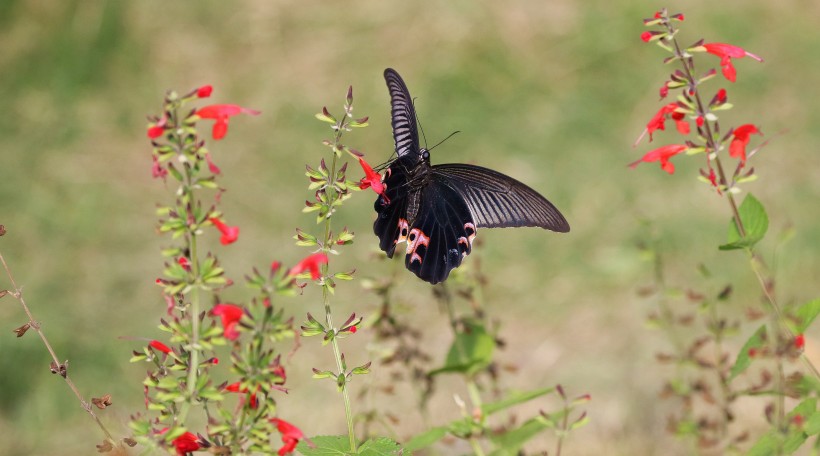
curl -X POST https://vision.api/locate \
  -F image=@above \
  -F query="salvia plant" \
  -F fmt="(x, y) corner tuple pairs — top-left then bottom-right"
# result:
(633, 8), (820, 454)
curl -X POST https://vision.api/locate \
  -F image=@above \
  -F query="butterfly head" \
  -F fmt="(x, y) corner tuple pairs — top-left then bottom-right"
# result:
(420, 148), (430, 163)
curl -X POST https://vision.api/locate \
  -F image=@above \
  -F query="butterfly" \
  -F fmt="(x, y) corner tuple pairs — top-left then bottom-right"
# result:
(373, 68), (570, 284)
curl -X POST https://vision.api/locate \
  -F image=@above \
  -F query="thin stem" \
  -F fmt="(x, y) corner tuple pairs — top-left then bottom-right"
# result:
(0, 251), (114, 442)
(179, 232), (201, 423)
(321, 131), (357, 452)
(175, 101), (202, 423)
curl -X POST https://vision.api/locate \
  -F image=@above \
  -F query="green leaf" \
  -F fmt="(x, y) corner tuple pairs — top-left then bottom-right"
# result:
(719, 193), (768, 251)
(806, 411), (820, 435)
(481, 386), (556, 416)
(488, 417), (553, 453)
(296, 435), (350, 455)
(430, 321), (495, 376)
(746, 431), (780, 456)
(794, 299), (820, 333)
(403, 427), (448, 452)
(357, 437), (401, 455)
(729, 324), (767, 380)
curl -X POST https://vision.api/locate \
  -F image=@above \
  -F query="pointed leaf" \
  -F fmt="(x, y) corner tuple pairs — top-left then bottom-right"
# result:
(720, 193), (768, 251)
(729, 324), (767, 380)
(403, 427), (449, 452)
(481, 386), (556, 416)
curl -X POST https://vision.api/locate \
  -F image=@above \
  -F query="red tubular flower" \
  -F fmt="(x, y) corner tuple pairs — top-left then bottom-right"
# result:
(629, 144), (688, 174)
(702, 43), (763, 82)
(795, 334), (806, 350)
(196, 85), (213, 98)
(640, 31), (654, 42)
(288, 253), (329, 280)
(211, 303), (244, 340)
(205, 153), (221, 175)
(152, 156), (168, 179)
(270, 418), (306, 456)
(729, 124), (762, 163)
(210, 217), (239, 245)
(149, 340), (172, 354)
(644, 103), (687, 142)
(196, 104), (261, 140)
(172, 432), (200, 455)
(147, 125), (165, 139)
(224, 382), (259, 409)
(357, 158), (386, 196)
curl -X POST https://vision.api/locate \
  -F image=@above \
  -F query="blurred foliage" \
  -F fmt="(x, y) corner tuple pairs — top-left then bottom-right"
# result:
(1, 0), (820, 454)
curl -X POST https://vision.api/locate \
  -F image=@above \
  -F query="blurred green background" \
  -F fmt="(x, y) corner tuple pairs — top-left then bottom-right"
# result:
(2, 0), (819, 454)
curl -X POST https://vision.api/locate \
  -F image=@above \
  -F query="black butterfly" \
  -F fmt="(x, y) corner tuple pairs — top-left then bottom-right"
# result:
(373, 68), (569, 284)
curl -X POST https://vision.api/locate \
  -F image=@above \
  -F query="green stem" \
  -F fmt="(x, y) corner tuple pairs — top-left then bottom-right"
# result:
(321, 141), (357, 452)
(179, 233), (201, 423)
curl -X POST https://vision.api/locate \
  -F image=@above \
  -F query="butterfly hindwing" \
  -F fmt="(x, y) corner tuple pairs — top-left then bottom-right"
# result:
(431, 164), (570, 232)
(373, 156), (413, 257)
(402, 175), (476, 284)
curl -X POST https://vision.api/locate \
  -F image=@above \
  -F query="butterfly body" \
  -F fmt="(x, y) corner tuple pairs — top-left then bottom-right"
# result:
(374, 69), (569, 284)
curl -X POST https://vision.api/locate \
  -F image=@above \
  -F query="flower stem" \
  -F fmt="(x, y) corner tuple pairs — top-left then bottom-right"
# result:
(0, 250), (115, 442)
(179, 232), (201, 423)
(321, 143), (357, 452)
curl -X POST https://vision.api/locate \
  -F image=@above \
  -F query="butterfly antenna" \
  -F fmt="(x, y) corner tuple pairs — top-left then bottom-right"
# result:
(428, 130), (460, 151)
(413, 97), (430, 150)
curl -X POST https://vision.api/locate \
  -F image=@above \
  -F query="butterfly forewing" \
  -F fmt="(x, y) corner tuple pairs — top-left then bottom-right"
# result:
(431, 164), (570, 232)
(384, 68), (420, 159)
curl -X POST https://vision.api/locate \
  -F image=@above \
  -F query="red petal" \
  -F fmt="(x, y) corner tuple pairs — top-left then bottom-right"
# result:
(147, 125), (165, 139)
(197, 85), (213, 98)
(149, 340), (172, 354)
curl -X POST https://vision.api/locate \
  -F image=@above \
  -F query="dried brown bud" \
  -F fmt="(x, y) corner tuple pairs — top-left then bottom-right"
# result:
(92, 394), (113, 409)
(96, 440), (113, 452)
(13, 323), (30, 338)
(50, 360), (68, 378)
(122, 438), (137, 447)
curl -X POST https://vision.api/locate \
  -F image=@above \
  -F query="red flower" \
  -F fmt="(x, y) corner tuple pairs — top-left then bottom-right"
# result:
(196, 85), (213, 98)
(702, 43), (763, 82)
(210, 217), (239, 245)
(640, 31), (654, 42)
(225, 382), (259, 409)
(629, 144), (688, 174)
(178, 256), (190, 270)
(205, 153), (221, 175)
(149, 340), (172, 354)
(147, 125), (165, 139)
(643, 103), (688, 142)
(357, 158), (386, 196)
(795, 334), (806, 350)
(196, 104), (261, 140)
(152, 156), (168, 179)
(172, 432), (200, 455)
(729, 124), (761, 163)
(288, 253), (329, 280)
(270, 418), (306, 456)
(211, 303), (244, 340)
(659, 82), (669, 99)
(716, 88), (727, 103)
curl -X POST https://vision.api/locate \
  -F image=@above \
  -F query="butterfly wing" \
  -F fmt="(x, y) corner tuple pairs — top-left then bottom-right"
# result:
(401, 174), (477, 284)
(384, 68), (420, 159)
(373, 156), (414, 258)
(432, 163), (570, 232)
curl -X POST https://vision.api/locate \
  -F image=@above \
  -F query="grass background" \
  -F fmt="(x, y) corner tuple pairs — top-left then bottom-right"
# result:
(1, 0), (820, 454)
